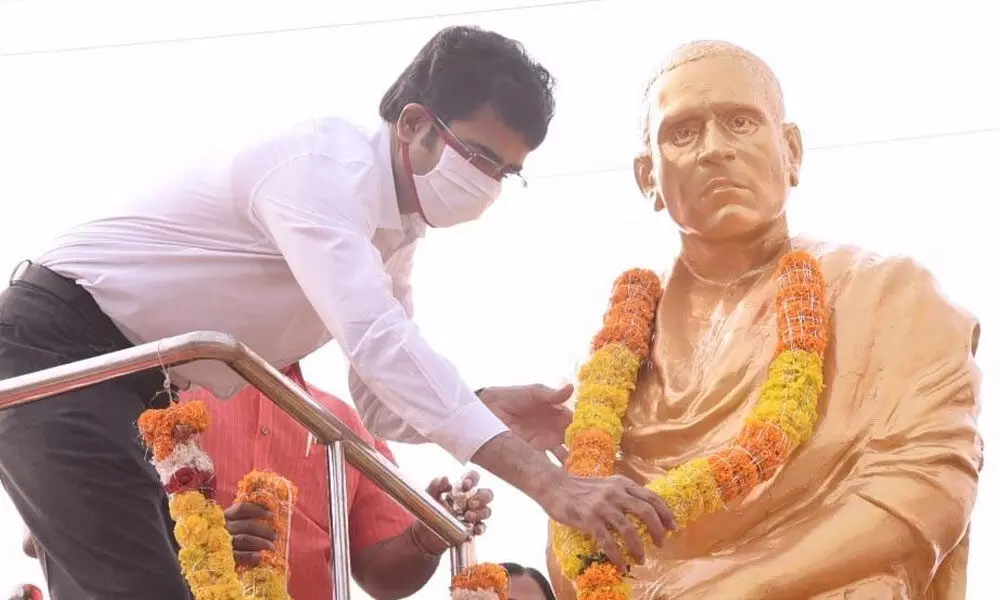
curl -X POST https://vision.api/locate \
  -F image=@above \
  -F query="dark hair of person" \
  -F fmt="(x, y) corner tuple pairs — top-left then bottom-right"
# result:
(500, 562), (557, 600)
(378, 25), (556, 150)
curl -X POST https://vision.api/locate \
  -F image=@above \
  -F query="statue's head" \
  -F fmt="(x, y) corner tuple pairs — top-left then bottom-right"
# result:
(634, 41), (803, 241)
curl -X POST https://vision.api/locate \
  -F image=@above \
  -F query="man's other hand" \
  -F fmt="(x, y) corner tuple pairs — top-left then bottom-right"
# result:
(478, 384), (572, 460)
(414, 471), (494, 554)
(540, 474), (677, 570)
(224, 502), (277, 565)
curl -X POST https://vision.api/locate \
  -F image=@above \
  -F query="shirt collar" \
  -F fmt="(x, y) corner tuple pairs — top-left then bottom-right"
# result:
(371, 121), (404, 231)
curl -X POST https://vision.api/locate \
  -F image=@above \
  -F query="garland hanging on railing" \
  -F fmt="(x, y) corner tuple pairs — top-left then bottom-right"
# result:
(552, 250), (829, 599)
(451, 563), (510, 600)
(138, 402), (296, 600)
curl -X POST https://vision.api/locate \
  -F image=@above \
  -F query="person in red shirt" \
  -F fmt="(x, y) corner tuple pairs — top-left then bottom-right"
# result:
(22, 363), (492, 600)
(185, 363), (493, 600)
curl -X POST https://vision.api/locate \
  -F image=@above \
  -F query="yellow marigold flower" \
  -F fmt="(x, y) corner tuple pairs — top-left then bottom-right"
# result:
(241, 567), (290, 599)
(194, 578), (244, 600)
(552, 521), (596, 578)
(174, 513), (212, 547)
(203, 526), (235, 554)
(749, 349), (823, 447)
(178, 545), (208, 574)
(576, 381), (633, 419)
(170, 490), (208, 521)
(203, 549), (237, 577)
(578, 344), (642, 390)
(566, 403), (624, 447)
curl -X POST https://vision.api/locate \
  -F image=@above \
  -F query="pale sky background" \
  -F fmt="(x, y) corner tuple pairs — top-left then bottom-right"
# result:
(1, 0), (998, 598)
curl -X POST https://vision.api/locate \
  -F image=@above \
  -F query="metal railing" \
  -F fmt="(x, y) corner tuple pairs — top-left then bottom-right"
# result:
(0, 331), (473, 599)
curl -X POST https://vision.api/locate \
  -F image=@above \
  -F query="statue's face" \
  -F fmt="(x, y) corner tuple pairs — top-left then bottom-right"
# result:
(639, 54), (801, 240)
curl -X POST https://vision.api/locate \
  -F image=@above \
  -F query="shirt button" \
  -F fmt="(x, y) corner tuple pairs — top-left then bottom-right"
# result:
(260, 427), (270, 436)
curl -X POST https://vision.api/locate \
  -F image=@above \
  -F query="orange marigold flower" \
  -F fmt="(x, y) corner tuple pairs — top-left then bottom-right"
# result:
(575, 562), (624, 589)
(567, 430), (616, 477)
(138, 402), (211, 461)
(708, 448), (759, 503)
(592, 323), (655, 359)
(611, 269), (662, 305)
(578, 587), (630, 600)
(735, 422), (792, 481)
(453, 563), (510, 600)
(603, 297), (656, 323)
(774, 251), (828, 355)
(235, 471), (297, 574)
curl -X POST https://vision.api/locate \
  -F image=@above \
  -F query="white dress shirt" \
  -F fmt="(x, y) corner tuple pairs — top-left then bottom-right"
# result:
(38, 117), (508, 462)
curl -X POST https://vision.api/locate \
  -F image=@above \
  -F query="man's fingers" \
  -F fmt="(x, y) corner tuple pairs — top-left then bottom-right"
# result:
(472, 523), (486, 536)
(605, 510), (645, 564)
(226, 519), (277, 543)
(460, 471), (480, 491)
(590, 523), (624, 570)
(626, 483), (677, 537)
(622, 495), (665, 548)
(224, 502), (271, 521)
(426, 476), (450, 498)
(535, 383), (574, 404)
(233, 550), (262, 566)
(229, 533), (276, 553)
(550, 445), (569, 464)
(465, 505), (492, 523)
(467, 489), (493, 509)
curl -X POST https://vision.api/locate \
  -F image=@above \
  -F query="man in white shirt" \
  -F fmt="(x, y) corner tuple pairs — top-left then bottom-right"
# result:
(0, 25), (674, 599)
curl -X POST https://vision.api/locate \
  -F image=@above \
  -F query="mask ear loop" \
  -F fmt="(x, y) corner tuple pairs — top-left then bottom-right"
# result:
(400, 140), (438, 228)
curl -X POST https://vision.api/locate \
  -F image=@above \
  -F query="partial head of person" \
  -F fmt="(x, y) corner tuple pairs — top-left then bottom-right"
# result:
(633, 41), (803, 242)
(501, 562), (556, 600)
(379, 25), (556, 228)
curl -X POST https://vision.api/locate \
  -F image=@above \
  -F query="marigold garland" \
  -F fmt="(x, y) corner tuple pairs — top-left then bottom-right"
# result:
(235, 471), (297, 600)
(553, 251), (829, 599)
(451, 563), (510, 600)
(139, 402), (296, 600)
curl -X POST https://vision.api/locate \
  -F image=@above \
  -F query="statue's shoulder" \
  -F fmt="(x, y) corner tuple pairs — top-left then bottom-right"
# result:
(797, 237), (978, 350)
(797, 237), (936, 291)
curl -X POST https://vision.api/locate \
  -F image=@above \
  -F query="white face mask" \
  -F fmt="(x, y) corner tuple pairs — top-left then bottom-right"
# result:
(407, 144), (502, 228)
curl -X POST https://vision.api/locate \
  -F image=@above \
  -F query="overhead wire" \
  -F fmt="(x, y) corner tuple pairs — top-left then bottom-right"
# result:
(0, 0), (607, 58)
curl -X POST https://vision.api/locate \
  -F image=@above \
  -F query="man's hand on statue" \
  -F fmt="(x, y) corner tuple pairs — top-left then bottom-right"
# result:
(223, 501), (278, 566)
(542, 473), (677, 569)
(414, 471), (494, 554)
(478, 384), (573, 460)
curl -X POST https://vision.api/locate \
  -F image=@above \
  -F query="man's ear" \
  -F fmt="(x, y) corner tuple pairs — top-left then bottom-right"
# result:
(783, 122), (803, 187)
(395, 103), (432, 145)
(633, 152), (665, 211)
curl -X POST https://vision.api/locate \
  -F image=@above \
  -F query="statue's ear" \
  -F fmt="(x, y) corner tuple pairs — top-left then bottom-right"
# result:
(634, 152), (665, 211)
(784, 122), (803, 187)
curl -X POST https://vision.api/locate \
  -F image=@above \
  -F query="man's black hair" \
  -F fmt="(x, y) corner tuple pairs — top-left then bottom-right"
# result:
(500, 562), (557, 600)
(379, 26), (556, 150)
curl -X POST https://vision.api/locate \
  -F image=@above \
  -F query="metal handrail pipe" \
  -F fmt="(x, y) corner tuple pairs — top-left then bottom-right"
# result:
(0, 330), (470, 547)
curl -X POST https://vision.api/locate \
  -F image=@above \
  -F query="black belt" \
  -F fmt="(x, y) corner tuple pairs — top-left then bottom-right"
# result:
(7, 260), (176, 407)
(9, 260), (90, 305)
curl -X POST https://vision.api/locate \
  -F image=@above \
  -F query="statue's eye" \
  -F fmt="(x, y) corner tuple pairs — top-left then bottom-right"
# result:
(728, 115), (759, 135)
(670, 126), (698, 146)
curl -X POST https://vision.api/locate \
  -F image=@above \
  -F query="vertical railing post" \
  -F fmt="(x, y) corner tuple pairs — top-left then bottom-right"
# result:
(449, 540), (474, 578)
(327, 442), (352, 600)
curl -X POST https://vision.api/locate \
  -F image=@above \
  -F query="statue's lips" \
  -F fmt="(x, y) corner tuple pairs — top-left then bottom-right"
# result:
(702, 178), (746, 194)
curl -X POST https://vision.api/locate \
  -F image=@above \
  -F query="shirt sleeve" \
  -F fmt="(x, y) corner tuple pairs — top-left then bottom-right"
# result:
(247, 151), (508, 462)
(349, 240), (433, 445)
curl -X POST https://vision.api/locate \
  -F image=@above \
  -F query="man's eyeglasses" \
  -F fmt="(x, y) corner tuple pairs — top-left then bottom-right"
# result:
(426, 112), (528, 188)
